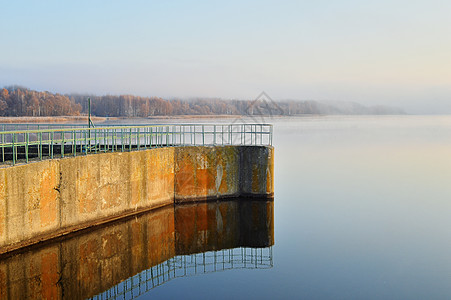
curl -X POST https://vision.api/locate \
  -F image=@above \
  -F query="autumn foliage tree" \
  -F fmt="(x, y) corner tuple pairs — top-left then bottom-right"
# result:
(0, 87), (81, 116)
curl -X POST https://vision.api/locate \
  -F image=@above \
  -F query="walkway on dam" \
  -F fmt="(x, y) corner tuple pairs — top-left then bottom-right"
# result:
(0, 123), (272, 166)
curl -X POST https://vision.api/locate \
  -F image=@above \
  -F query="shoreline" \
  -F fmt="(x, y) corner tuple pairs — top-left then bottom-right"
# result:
(0, 113), (421, 124)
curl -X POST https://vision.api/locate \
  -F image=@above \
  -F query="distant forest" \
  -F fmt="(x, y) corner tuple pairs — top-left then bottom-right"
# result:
(0, 86), (404, 117)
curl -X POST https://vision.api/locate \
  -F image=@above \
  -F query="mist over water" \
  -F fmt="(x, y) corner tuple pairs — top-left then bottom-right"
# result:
(273, 115), (451, 299)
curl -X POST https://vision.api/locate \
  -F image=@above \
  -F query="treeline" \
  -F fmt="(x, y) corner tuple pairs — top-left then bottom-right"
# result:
(0, 86), (81, 116)
(0, 86), (404, 117)
(70, 94), (267, 117)
(70, 95), (404, 117)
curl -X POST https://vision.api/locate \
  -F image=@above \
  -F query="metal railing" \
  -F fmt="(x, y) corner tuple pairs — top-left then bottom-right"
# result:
(0, 123), (90, 131)
(0, 124), (273, 166)
(90, 246), (273, 300)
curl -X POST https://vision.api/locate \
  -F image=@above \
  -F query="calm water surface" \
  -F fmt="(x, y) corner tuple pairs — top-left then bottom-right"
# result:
(3, 115), (451, 299)
(140, 115), (451, 299)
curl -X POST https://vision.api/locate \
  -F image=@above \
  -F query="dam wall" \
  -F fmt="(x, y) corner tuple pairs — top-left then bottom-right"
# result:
(0, 145), (273, 254)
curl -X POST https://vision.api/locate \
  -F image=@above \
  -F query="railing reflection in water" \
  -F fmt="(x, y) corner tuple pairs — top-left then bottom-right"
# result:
(93, 247), (273, 300)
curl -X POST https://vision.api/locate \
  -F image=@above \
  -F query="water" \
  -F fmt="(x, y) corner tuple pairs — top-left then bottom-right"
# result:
(272, 115), (451, 299)
(2, 115), (451, 299)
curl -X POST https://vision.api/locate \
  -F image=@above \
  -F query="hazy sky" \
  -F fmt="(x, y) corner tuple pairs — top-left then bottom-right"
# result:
(1, 0), (450, 113)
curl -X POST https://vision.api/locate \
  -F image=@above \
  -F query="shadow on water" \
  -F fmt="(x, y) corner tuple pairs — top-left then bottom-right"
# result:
(0, 199), (274, 299)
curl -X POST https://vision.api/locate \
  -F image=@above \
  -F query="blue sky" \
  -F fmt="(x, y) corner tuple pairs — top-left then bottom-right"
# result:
(1, 0), (450, 113)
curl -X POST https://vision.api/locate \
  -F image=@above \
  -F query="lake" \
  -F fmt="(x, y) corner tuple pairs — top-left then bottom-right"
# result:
(273, 115), (451, 299)
(2, 115), (451, 299)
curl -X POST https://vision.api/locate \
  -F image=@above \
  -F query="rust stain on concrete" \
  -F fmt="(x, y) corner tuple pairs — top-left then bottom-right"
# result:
(0, 170), (5, 240)
(39, 166), (58, 228)
(77, 169), (98, 214)
(175, 152), (196, 197)
(130, 155), (144, 206)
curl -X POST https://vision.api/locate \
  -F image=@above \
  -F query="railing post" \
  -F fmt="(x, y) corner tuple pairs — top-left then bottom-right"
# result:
(137, 127), (140, 150)
(202, 125), (205, 146)
(61, 131), (64, 158)
(253, 124), (255, 145)
(260, 124), (263, 145)
(159, 127), (162, 147)
(166, 126), (169, 147)
(103, 128), (107, 152)
(129, 128), (132, 151)
(170, 125), (173, 146)
(12, 133), (15, 165)
(39, 132), (42, 160)
(84, 130), (87, 155)
(270, 125), (273, 146)
(121, 128), (124, 152)
(193, 126), (196, 145)
(94, 129), (97, 153)
(2, 133), (4, 163)
(51, 131), (54, 159)
(72, 130), (76, 157)
(112, 129), (115, 152)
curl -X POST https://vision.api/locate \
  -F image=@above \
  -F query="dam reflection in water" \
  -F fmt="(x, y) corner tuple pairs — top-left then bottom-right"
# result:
(0, 199), (274, 299)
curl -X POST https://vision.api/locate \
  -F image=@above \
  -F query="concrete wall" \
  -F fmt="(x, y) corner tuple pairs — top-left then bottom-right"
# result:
(0, 146), (273, 254)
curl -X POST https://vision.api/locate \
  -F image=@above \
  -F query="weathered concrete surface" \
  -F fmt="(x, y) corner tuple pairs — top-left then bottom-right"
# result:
(0, 146), (273, 254)
(174, 146), (241, 201)
(239, 146), (274, 197)
(58, 148), (175, 230)
(174, 146), (274, 202)
(0, 160), (61, 250)
(0, 200), (273, 300)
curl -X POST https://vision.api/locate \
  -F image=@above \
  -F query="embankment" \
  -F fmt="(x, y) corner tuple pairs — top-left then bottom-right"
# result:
(0, 145), (273, 254)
